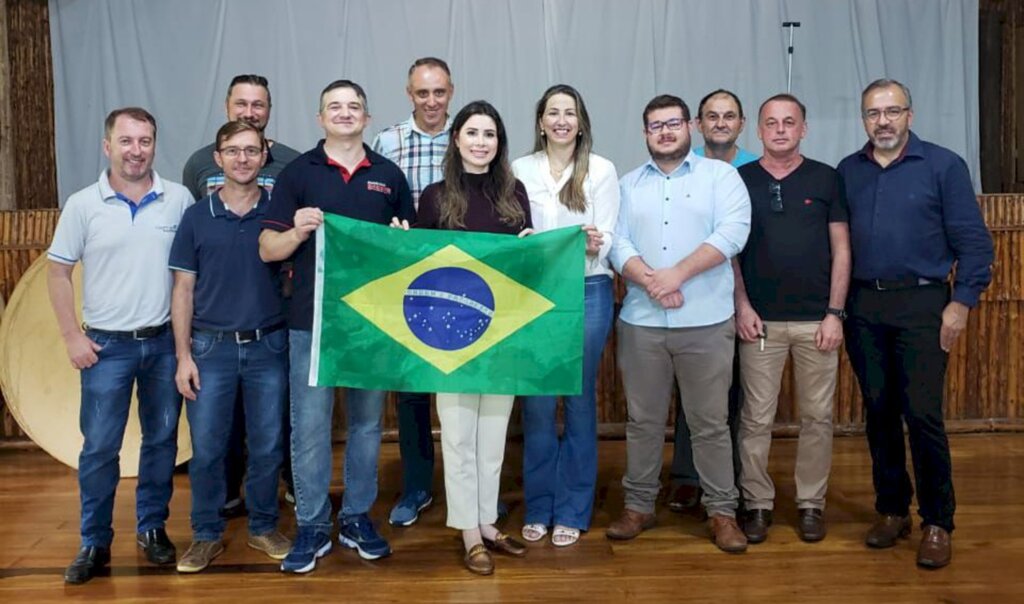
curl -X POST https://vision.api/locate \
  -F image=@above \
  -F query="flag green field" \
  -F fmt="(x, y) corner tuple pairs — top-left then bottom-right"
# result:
(310, 215), (584, 395)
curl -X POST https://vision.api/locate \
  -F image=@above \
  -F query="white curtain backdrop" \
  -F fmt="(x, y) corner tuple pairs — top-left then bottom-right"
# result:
(49, 0), (980, 203)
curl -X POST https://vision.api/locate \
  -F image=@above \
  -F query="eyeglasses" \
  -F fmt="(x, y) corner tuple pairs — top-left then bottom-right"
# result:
(218, 146), (263, 159)
(861, 106), (910, 122)
(646, 118), (685, 134)
(769, 181), (783, 213)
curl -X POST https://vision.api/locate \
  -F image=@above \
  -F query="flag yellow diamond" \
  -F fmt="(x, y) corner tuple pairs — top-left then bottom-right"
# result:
(342, 244), (554, 374)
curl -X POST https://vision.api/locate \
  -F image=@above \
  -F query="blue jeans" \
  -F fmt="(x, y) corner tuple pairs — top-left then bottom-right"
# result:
(521, 275), (613, 530)
(289, 329), (385, 532)
(185, 329), (288, 541)
(78, 328), (181, 547)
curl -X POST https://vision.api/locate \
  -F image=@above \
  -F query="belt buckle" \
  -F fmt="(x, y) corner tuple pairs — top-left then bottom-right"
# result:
(132, 329), (148, 340)
(873, 279), (887, 291)
(235, 331), (255, 345)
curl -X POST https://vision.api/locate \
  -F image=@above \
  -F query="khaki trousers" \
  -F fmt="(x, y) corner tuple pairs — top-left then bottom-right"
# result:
(617, 319), (739, 517)
(737, 320), (837, 510)
(436, 393), (514, 530)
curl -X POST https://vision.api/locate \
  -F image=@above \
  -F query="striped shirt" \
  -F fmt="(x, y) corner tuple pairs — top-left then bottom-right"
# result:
(371, 115), (451, 208)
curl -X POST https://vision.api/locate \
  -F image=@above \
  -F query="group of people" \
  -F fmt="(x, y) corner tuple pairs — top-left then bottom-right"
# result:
(46, 56), (994, 585)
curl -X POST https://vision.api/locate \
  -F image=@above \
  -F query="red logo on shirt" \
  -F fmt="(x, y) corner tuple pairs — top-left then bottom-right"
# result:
(804, 198), (813, 205)
(367, 181), (392, 195)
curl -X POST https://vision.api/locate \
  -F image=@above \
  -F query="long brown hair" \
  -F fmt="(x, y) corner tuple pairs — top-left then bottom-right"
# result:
(439, 101), (525, 229)
(532, 84), (592, 214)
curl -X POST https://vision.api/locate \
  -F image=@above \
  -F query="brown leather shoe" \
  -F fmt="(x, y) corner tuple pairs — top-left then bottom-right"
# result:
(605, 509), (656, 540)
(797, 508), (826, 542)
(667, 484), (703, 513)
(709, 514), (748, 553)
(917, 525), (951, 568)
(482, 532), (527, 557)
(865, 514), (911, 548)
(464, 543), (494, 575)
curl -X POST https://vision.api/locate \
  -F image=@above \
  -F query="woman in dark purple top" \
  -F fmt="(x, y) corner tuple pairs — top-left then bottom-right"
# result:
(398, 101), (531, 576)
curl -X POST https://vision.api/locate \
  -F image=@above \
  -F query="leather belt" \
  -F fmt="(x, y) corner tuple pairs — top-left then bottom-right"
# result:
(84, 322), (169, 340)
(854, 277), (944, 291)
(193, 321), (286, 344)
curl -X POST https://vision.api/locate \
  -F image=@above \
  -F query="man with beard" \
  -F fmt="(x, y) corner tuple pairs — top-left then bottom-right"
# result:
(668, 88), (757, 513)
(182, 74), (300, 518)
(607, 94), (750, 553)
(837, 79), (993, 569)
(48, 107), (194, 584)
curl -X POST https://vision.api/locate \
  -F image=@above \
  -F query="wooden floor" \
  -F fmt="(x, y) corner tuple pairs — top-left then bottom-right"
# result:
(1, 434), (1022, 603)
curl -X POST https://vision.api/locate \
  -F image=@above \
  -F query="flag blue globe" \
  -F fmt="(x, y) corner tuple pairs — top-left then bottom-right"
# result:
(403, 267), (495, 351)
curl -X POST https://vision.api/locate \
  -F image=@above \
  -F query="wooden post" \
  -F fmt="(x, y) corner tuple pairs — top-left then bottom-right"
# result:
(0, 0), (16, 211)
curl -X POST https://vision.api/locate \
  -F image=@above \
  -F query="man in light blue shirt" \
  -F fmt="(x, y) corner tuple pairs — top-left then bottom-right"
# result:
(605, 94), (750, 554)
(693, 89), (759, 168)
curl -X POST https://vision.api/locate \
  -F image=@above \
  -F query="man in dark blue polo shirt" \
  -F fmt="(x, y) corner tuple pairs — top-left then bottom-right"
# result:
(169, 121), (291, 573)
(259, 79), (414, 574)
(837, 79), (993, 569)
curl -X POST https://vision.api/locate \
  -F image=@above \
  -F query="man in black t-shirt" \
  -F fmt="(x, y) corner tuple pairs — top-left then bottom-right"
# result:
(732, 94), (851, 545)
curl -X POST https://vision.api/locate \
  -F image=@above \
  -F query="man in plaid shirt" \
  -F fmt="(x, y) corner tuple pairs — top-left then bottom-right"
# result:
(372, 57), (453, 206)
(370, 57), (453, 527)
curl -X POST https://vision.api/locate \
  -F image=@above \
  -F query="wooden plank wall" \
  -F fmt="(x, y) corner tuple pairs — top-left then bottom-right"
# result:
(1, 199), (1021, 443)
(3, 0), (56, 211)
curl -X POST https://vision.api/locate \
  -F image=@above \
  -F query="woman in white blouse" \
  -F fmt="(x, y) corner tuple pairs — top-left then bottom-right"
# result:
(511, 84), (620, 547)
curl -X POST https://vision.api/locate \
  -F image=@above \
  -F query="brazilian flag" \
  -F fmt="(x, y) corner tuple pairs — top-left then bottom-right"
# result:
(310, 214), (584, 395)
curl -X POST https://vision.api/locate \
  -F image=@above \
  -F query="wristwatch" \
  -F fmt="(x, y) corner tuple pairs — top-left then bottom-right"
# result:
(825, 307), (847, 321)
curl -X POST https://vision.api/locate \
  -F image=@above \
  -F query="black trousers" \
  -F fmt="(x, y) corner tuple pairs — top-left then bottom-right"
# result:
(844, 282), (955, 532)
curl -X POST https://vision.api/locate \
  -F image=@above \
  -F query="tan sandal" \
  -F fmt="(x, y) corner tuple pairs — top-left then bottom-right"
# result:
(521, 523), (548, 542)
(552, 525), (580, 547)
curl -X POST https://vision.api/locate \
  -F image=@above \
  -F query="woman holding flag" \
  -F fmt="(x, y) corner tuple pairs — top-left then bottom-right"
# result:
(512, 84), (620, 547)
(395, 99), (532, 575)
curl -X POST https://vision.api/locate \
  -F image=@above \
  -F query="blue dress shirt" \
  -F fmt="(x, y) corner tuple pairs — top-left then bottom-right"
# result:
(836, 132), (993, 307)
(610, 152), (750, 328)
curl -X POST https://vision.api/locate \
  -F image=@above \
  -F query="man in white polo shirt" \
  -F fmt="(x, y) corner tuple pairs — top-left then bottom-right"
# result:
(47, 107), (195, 585)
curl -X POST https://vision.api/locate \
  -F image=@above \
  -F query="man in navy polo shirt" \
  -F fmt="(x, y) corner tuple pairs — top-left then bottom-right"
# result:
(48, 107), (194, 584)
(837, 79), (993, 568)
(260, 79), (414, 573)
(169, 121), (291, 573)
(182, 73), (300, 520)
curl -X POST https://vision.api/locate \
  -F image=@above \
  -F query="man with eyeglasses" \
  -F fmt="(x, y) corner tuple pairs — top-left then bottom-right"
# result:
(170, 121), (291, 573)
(730, 94), (850, 545)
(182, 74), (301, 520)
(607, 94), (750, 553)
(837, 79), (993, 569)
(668, 89), (758, 514)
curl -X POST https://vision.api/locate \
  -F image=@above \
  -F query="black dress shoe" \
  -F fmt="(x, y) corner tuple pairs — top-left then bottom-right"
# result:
(64, 546), (111, 584)
(797, 508), (826, 542)
(667, 484), (703, 513)
(219, 497), (248, 519)
(137, 528), (176, 565)
(742, 509), (773, 544)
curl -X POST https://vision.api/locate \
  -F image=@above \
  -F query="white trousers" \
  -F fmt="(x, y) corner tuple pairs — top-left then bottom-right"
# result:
(436, 392), (514, 530)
